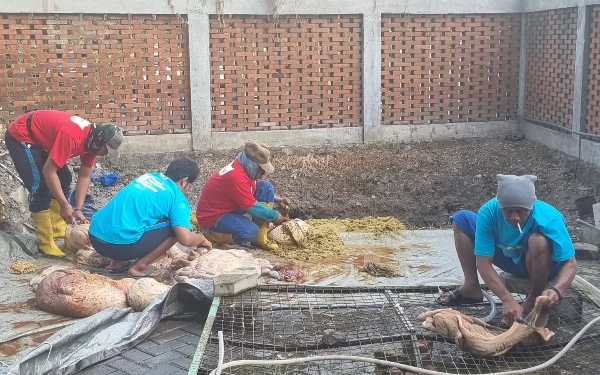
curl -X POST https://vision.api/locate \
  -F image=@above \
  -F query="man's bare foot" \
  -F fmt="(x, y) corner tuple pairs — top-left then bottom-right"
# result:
(436, 284), (484, 305)
(128, 265), (156, 277)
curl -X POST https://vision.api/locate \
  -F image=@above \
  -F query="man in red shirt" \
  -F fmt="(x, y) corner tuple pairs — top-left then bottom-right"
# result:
(4, 110), (123, 257)
(196, 141), (290, 250)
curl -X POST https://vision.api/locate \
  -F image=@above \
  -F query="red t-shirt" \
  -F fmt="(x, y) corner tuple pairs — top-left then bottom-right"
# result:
(8, 110), (97, 168)
(196, 159), (257, 228)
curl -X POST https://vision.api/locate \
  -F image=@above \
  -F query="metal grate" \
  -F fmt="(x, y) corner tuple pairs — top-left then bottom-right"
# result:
(196, 285), (600, 374)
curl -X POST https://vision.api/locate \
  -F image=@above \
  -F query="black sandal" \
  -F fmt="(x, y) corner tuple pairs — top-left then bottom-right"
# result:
(435, 288), (484, 306)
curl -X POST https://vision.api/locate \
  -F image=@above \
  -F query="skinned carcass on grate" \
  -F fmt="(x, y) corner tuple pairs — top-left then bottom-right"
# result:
(191, 284), (600, 375)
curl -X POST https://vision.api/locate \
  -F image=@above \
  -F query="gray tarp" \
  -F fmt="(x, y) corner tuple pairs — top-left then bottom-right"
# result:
(0, 230), (213, 374)
(0, 279), (213, 375)
(0, 231), (76, 351)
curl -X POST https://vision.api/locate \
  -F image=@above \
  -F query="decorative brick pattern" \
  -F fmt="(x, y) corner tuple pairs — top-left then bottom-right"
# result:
(524, 8), (577, 128)
(381, 14), (520, 125)
(209, 15), (363, 132)
(587, 6), (600, 135)
(0, 14), (191, 135)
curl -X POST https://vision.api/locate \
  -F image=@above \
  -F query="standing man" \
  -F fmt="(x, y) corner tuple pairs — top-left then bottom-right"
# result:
(89, 159), (212, 277)
(437, 175), (577, 326)
(4, 110), (123, 257)
(196, 141), (290, 250)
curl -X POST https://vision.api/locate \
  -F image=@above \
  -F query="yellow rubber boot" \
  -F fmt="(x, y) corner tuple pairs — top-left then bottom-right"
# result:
(204, 231), (235, 245)
(251, 202), (279, 251)
(49, 199), (67, 239)
(31, 210), (66, 257)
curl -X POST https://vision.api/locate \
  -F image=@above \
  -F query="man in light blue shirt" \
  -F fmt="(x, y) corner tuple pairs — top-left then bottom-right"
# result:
(437, 174), (577, 326)
(89, 159), (212, 277)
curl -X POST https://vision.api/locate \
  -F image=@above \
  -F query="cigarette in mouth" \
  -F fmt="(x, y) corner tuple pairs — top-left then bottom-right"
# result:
(517, 223), (522, 234)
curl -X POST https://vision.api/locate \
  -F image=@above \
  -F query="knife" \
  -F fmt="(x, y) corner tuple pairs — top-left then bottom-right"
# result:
(518, 316), (535, 329)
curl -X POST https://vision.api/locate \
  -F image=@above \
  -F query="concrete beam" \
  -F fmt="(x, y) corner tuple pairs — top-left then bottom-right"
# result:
(121, 134), (192, 154)
(1, 0), (523, 15)
(517, 13), (527, 116)
(188, 12), (213, 151)
(572, 5), (591, 134)
(371, 121), (518, 143)
(210, 127), (363, 150)
(362, 11), (381, 143)
(581, 139), (600, 167)
(523, 0), (600, 13)
(519, 120), (580, 158)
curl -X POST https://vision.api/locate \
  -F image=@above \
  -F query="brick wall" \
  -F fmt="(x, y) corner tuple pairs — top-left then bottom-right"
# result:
(381, 14), (520, 125)
(209, 15), (362, 132)
(587, 6), (600, 135)
(524, 8), (577, 128)
(0, 14), (191, 135)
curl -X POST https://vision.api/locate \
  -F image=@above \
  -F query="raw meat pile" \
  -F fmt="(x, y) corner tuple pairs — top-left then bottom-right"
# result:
(30, 266), (171, 317)
(152, 247), (276, 284)
(65, 224), (94, 254)
(66, 224), (288, 284)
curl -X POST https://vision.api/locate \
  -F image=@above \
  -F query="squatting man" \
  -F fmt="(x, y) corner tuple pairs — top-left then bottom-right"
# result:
(437, 174), (577, 326)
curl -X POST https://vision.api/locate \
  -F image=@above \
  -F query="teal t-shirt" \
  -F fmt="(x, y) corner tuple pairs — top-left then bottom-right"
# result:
(474, 198), (574, 264)
(89, 172), (192, 244)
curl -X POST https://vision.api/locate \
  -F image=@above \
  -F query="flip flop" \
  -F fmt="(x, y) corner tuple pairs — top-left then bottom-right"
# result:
(130, 266), (159, 279)
(91, 261), (134, 276)
(435, 288), (484, 306)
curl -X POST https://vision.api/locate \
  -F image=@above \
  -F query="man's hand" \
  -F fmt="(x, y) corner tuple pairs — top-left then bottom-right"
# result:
(73, 209), (88, 224)
(273, 213), (290, 225)
(541, 288), (561, 309)
(275, 196), (291, 207)
(501, 297), (523, 326)
(196, 234), (213, 250)
(60, 204), (75, 224)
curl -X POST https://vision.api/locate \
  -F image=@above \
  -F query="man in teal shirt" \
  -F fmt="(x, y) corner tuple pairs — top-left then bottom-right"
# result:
(89, 159), (212, 277)
(437, 174), (577, 326)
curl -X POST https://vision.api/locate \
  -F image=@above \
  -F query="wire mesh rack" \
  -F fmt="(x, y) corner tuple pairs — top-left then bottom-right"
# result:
(194, 284), (600, 374)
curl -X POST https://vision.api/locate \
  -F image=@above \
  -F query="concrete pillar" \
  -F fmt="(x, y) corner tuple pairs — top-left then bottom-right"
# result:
(573, 4), (591, 135)
(517, 13), (528, 117)
(188, 12), (213, 150)
(362, 11), (382, 143)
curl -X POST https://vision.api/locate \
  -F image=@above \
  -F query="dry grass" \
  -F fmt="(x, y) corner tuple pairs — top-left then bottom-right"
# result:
(276, 153), (332, 179)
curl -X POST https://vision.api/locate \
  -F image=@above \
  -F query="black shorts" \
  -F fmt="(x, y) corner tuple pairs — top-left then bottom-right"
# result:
(90, 221), (175, 261)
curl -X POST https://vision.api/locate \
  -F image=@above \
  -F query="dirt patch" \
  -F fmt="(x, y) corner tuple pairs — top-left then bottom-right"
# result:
(0, 138), (597, 237)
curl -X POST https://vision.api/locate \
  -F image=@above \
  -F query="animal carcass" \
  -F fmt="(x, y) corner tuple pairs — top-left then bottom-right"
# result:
(35, 269), (135, 318)
(417, 296), (555, 356)
(127, 278), (170, 312)
(75, 249), (111, 268)
(172, 248), (274, 283)
(65, 224), (93, 254)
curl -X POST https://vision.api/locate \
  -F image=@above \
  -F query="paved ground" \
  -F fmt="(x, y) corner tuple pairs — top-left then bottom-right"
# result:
(78, 320), (204, 375)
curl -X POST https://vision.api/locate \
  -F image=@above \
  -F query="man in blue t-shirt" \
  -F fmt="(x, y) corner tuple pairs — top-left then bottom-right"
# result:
(89, 159), (212, 277)
(437, 174), (577, 326)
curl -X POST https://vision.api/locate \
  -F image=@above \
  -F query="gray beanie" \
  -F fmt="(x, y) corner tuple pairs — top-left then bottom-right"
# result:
(496, 174), (537, 210)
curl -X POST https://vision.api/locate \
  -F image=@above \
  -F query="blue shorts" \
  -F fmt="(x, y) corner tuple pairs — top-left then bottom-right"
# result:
(90, 220), (174, 261)
(450, 210), (563, 279)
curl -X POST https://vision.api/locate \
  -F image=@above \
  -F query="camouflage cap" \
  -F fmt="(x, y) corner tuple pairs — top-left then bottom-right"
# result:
(86, 123), (123, 159)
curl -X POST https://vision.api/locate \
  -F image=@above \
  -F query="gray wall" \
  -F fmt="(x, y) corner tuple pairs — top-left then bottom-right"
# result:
(0, 0), (525, 153)
(518, 1), (600, 168)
